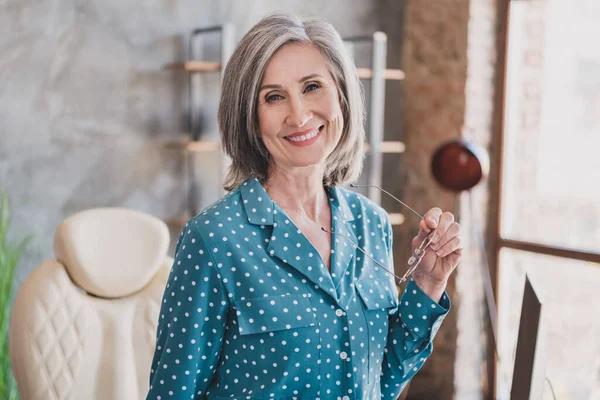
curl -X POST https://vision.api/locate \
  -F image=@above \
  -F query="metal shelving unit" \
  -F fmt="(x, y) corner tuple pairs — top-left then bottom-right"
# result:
(163, 24), (235, 226)
(344, 32), (405, 225)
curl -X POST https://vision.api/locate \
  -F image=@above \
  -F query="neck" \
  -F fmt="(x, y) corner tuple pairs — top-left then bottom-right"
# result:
(263, 168), (329, 224)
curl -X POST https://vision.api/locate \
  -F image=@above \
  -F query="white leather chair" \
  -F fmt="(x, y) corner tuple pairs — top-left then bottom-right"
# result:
(9, 208), (172, 400)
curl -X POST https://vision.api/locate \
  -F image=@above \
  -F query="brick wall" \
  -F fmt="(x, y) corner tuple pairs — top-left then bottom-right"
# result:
(396, 0), (500, 398)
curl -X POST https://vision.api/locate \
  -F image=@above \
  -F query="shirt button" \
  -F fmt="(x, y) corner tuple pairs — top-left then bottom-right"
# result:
(342, 396), (350, 400)
(335, 309), (344, 317)
(340, 351), (348, 360)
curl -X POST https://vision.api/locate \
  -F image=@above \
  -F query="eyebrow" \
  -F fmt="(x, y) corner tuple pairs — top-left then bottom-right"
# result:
(259, 74), (323, 92)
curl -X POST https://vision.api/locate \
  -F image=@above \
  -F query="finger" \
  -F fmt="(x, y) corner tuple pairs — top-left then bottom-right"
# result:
(412, 231), (430, 250)
(415, 208), (442, 246)
(413, 223), (437, 249)
(431, 221), (461, 251)
(421, 207), (442, 230)
(419, 218), (433, 234)
(434, 235), (462, 258)
(430, 212), (455, 246)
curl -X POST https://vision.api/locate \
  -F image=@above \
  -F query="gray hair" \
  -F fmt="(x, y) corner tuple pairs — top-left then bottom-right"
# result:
(218, 12), (366, 191)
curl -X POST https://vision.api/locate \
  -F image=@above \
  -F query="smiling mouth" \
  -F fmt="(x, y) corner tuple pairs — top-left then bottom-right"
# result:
(284, 125), (324, 142)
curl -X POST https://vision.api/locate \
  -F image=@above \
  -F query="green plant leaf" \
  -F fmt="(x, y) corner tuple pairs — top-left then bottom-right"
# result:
(0, 191), (9, 248)
(0, 189), (22, 400)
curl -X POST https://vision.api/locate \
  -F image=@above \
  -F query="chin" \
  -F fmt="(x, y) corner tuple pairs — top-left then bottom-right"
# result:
(287, 153), (328, 168)
(291, 159), (325, 169)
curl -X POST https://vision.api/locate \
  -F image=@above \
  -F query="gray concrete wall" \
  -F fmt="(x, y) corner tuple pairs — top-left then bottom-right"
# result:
(0, 0), (407, 291)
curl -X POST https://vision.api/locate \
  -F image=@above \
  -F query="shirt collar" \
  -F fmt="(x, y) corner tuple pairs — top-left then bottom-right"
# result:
(328, 185), (356, 223)
(239, 177), (355, 226)
(239, 178), (275, 225)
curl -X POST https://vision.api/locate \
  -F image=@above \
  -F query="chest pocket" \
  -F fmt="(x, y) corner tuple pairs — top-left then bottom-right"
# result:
(234, 293), (320, 395)
(356, 276), (398, 383)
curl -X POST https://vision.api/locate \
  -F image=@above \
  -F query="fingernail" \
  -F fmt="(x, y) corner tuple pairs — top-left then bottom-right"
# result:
(431, 231), (439, 243)
(429, 218), (438, 227)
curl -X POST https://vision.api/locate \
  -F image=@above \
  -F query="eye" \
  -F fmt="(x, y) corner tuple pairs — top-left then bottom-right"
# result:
(265, 94), (283, 103)
(304, 83), (321, 92)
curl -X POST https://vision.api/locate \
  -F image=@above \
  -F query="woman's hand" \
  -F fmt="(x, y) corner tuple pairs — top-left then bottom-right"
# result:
(411, 208), (462, 301)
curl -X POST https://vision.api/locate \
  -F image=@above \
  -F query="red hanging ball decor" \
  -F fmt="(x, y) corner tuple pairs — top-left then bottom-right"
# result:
(431, 139), (490, 192)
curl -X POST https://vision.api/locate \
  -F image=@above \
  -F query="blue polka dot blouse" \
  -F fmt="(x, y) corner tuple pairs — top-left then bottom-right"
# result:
(147, 177), (450, 400)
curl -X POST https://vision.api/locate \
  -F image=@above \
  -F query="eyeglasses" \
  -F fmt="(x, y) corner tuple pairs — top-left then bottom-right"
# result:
(321, 184), (435, 285)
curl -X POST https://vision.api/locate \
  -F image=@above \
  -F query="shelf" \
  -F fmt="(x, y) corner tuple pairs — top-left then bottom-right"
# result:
(163, 61), (220, 72)
(163, 62), (404, 81)
(187, 141), (220, 152)
(164, 138), (220, 152)
(355, 68), (405, 81)
(365, 141), (405, 154)
(165, 139), (404, 154)
(388, 213), (405, 226)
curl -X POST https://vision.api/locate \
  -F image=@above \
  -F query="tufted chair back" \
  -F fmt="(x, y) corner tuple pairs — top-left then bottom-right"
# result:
(9, 208), (172, 400)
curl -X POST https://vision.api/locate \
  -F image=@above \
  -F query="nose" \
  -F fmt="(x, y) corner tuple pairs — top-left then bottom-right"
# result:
(285, 95), (312, 127)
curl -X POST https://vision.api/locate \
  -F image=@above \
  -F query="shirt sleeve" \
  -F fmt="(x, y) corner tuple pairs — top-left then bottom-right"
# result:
(380, 216), (451, 399)
(146, 220), (229, 400)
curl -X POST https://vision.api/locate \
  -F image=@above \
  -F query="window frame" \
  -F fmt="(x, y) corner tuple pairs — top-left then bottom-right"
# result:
(488, 1), (600, 398)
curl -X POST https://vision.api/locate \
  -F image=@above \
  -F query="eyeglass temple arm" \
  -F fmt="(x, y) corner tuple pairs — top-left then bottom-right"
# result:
(321, 227), (416, 284)
(349, 183), (424, 220)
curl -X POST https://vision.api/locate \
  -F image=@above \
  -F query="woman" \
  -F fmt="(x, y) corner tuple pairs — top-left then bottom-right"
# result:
(147, 12), (462, 400)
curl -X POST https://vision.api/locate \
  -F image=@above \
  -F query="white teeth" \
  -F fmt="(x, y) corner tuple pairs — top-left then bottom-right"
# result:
(287, 130), (318, 142)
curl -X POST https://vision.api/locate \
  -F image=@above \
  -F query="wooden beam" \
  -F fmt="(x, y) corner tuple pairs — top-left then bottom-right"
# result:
(388, 213), (405, 226)
(488, 0), (512, 398)
(499, 239), (600, 264)
(356, 68), (406, 80)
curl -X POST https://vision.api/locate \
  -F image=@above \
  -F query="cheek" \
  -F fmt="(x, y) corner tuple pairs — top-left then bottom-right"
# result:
(315, 90), (344, 138)
(317, 90), (343, 120)
(257, 107), (281, 137)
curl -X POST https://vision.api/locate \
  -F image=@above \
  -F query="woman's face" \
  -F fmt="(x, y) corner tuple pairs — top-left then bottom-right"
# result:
(257, 42), (344, 174)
